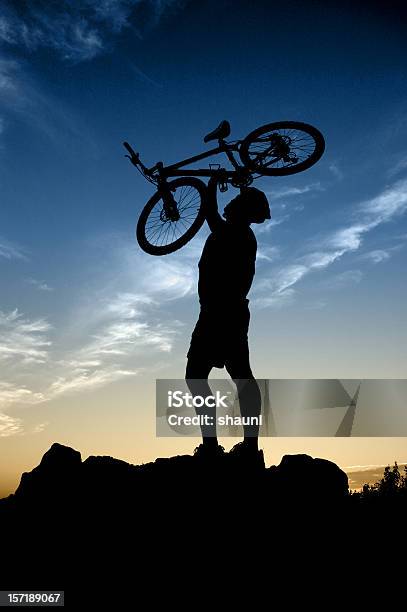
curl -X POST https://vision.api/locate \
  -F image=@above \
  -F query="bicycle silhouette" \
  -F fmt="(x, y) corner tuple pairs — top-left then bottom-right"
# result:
(123, 120), (325, 255)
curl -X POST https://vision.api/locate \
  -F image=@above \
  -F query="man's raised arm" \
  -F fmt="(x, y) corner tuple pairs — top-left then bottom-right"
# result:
(203, 176), (226, 233)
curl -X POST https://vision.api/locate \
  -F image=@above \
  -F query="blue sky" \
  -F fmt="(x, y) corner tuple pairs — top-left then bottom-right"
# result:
(0, 1), (407, 487)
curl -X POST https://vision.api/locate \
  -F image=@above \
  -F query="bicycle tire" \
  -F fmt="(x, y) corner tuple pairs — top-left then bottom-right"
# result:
(136, 177), (207, 256)
(239, 121), (325, 176)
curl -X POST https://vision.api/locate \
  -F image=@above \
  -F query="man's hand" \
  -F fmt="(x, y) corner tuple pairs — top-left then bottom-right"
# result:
(203, 176), (226, 232)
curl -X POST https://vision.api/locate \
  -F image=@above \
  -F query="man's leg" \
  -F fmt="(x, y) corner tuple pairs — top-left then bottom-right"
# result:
(185, 356), (218, 448)
(225, 357), (261, 451)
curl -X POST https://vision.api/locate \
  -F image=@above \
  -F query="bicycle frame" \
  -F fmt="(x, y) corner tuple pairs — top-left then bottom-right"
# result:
(124, 138), (244, 182)
(159, 140), (242, 179)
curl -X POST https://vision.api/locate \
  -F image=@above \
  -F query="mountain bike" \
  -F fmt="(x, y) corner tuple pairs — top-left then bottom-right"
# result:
(123, 120), (325, 255)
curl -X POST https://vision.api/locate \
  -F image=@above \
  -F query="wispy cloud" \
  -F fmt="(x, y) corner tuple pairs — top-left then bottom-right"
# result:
(0, 58), (17, 93)
(345, 462), (407, 471)
(0, 297), (171, 413)
(0, 1), (185, 62)
(322, 269), (363, 290)
(254, 183), (320, 234)
(0, 411), (23, 437)
(254, 179), (407, 307)
(74, 292), (175, 359)
(47, 365), (138, 398)
(0, 236), (28, 261)
(360, 240), (405, 264)
(255, 216), (290, 234)
(39, 293), (175, 399)
(387, 155), (407, 179)
(362, 249), (391, 264)
(0, 381), (44, 408)
(0, 309), (51, 365)
(0, 235), (196, 411)
(78, 241), (198, 366)
(0, 59), (100, 149)
(265, 182), (324, 200)
(251, 286), (296, 309)
(26, 278), (53, 292)
(0, 381), (44, 438)
(131, 63), (163, 88)
(138, 258), (195, 299)
(256, 245), (280, 262)
(328, 162), (344, 181)
(32, 421), (48, 434)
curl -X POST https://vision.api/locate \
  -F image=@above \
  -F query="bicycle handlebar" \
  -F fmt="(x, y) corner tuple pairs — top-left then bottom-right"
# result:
(123, 141), (137, 158)
(123, 141), (153, 176)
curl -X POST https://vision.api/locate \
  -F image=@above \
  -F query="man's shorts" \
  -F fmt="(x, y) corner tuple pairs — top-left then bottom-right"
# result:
(187, 300), (250, 368)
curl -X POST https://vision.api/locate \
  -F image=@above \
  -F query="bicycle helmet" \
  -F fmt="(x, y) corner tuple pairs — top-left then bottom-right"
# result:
(238, 187), (271, 223)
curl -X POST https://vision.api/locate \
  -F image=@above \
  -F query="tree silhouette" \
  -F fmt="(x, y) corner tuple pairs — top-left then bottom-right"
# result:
(352, 461), (407, 505)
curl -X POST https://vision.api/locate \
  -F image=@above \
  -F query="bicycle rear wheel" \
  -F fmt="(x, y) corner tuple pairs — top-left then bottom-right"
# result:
(239, 121), (325, 176)
(136, 177), (207, 255)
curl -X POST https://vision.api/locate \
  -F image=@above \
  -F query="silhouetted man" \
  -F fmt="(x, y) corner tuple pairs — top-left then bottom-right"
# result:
(186, 179), (271, 465)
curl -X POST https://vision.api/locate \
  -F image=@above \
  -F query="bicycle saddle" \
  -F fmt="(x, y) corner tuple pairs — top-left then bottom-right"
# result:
(203, 120), (231, 143)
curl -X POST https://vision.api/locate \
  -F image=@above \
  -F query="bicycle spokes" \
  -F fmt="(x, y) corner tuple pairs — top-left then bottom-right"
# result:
(144, 183), (202, 249)
(246, 128), (316, 170)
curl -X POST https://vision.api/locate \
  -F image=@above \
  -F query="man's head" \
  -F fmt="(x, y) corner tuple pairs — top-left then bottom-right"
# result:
(222, 187), (271, 224)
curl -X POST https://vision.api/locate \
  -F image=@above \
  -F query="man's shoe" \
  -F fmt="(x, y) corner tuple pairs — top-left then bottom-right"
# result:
(193, 443), (225, 460)
(228, 442), (265, 470)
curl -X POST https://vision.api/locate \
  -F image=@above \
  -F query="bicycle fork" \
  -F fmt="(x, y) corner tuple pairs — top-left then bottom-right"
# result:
(159, 179), (180, 222)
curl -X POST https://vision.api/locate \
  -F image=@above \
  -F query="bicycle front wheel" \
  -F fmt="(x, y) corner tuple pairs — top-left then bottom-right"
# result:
(239, 121), (325, 176)
(136, 177), (207, 256)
